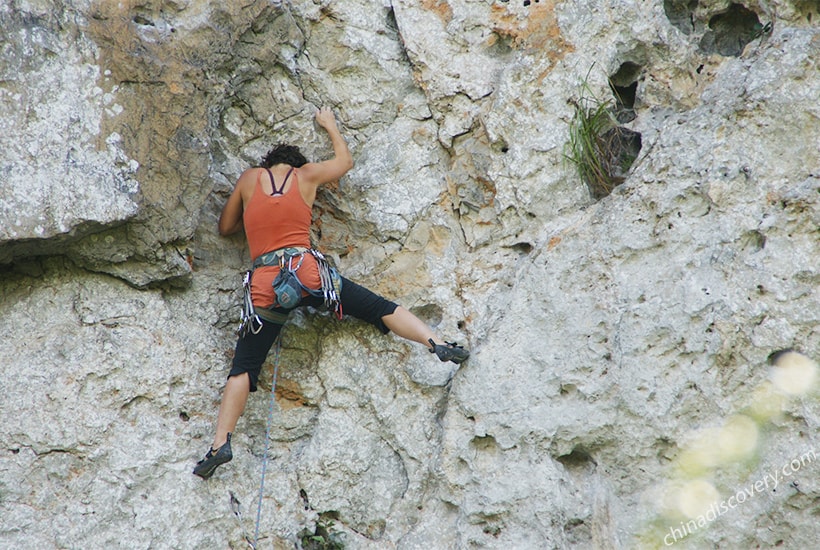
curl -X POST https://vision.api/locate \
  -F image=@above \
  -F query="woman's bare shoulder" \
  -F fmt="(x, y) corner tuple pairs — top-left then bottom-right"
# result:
(236, 167), (261, 195)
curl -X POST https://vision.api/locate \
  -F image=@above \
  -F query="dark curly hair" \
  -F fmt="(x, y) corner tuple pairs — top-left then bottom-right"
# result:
(261, 143), (308, 168)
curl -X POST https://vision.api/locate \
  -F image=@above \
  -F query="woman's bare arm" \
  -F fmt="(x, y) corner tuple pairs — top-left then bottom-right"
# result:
(218, 170), (255, 235)
(298, 107), (354, 187)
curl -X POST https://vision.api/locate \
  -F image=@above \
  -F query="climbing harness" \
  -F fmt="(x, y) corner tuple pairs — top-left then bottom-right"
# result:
(240, 247), (344, 336)
(252, 333), (282, 548)
(252, 246), (309, 271)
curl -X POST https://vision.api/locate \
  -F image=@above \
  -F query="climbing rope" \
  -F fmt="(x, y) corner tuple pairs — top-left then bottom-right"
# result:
(253, 333), (282, 548)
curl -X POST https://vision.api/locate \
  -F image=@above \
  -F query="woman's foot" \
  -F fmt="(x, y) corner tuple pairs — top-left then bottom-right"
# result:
(429, 339), (470, 364)
(193, 433), (233, 479)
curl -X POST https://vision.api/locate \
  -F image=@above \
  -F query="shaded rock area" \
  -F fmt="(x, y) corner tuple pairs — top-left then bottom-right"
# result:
(1, 1), (818, 549)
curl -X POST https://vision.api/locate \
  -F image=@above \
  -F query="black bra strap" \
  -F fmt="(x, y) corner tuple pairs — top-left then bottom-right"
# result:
(265, 167), (294, 196)
(281, 167), (294, 188)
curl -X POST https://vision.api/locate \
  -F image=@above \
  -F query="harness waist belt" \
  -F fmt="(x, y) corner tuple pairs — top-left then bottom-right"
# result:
(252, 247), (309, 269)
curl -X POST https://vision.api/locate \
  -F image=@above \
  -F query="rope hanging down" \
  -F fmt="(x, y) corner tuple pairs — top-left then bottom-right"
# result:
(253, 333), (282, 548)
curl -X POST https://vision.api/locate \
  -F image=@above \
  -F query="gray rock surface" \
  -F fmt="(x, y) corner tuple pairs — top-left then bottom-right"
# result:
(1, 1), (818, 548)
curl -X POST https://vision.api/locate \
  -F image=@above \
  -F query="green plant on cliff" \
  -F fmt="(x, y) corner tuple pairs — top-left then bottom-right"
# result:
(565, 77), (639, 199)
(299, 517), (345, 550)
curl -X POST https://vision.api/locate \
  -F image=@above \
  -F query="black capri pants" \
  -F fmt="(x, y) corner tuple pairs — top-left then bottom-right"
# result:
(228, 276), (398, 392)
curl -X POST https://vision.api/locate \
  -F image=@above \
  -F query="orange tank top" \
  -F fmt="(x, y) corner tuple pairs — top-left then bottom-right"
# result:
(243, 168), (320, 308)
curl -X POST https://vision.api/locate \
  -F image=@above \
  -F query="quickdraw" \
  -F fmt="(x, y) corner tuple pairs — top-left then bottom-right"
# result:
(238, 270), (263, 337)
(309, 249), (343, 320)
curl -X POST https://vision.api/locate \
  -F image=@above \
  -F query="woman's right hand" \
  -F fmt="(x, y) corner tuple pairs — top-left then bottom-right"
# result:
(299, 106), (353, 201)
(315, 106), (339, 132)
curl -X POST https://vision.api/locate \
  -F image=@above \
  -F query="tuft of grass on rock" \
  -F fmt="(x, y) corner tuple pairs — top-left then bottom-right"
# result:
(565, 77), (641, 200)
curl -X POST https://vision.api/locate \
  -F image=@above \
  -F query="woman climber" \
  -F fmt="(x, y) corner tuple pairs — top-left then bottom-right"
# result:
(194, 107), (469, 479)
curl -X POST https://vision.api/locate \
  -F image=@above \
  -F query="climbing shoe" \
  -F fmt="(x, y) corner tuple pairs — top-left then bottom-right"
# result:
(193, 433), (232, 479)
(429, 339), (470, 364)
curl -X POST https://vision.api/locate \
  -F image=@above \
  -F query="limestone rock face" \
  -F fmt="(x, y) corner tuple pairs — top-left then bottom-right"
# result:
(0, 4), (139, 257)
(1, 1), (818, 549)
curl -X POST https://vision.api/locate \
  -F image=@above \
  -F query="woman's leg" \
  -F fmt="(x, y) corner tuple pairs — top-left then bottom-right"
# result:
(381, 306), (438, 349)
(195, 313), (286, 478)
(340, 278), (438, 348)
(212, 373), (250, 449)
(382, 306), (470, 363)
(212, 320), (282, 448)
(337, 277), (469, 362)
